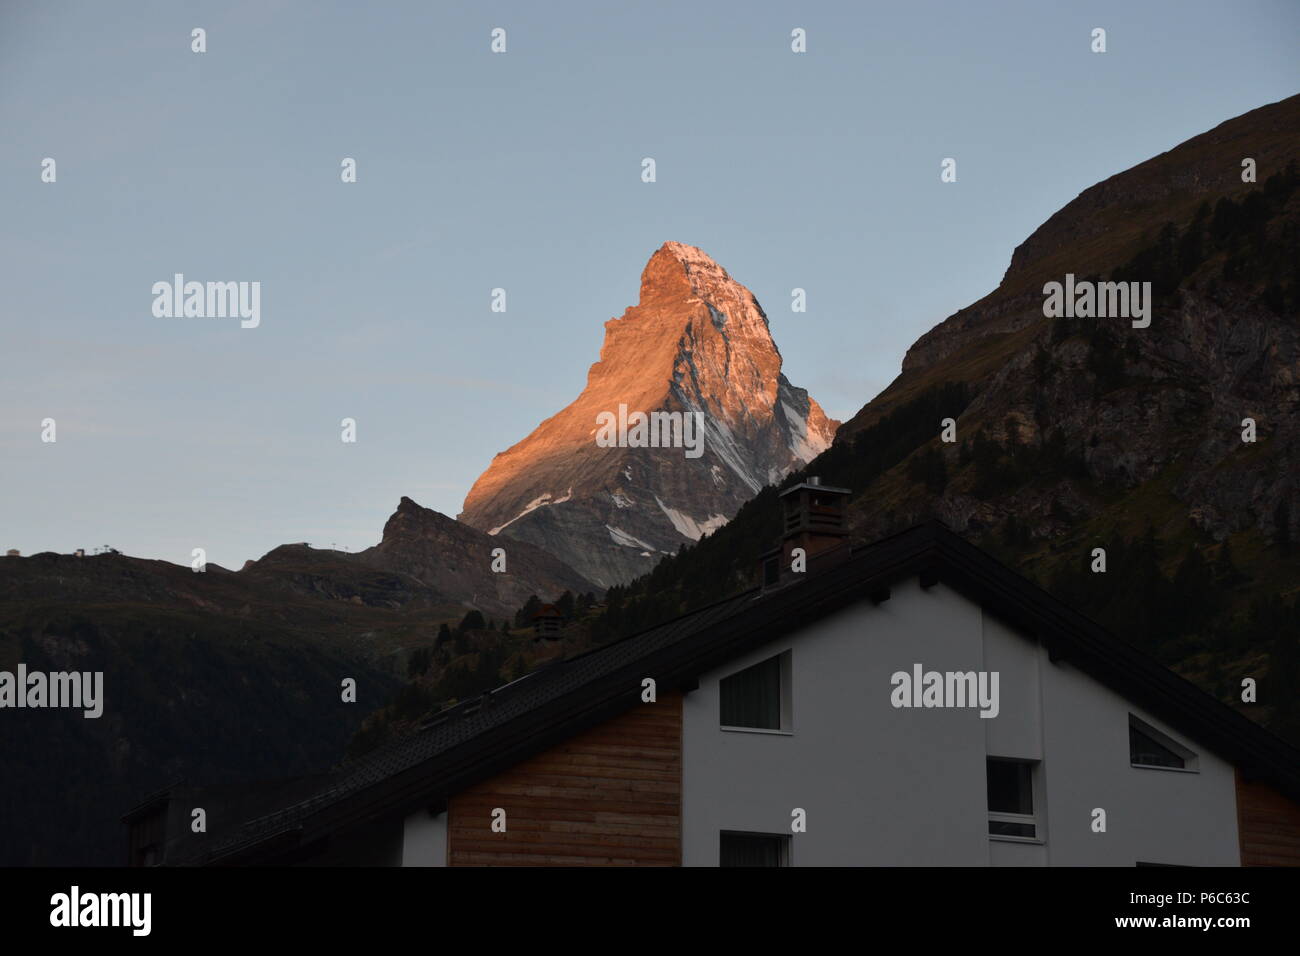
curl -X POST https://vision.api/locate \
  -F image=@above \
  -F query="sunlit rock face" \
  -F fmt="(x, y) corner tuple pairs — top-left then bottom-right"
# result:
(459, 242), (839, 587)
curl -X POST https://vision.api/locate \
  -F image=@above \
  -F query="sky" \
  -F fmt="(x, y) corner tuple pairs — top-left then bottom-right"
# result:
(2, 0), (1297, 569)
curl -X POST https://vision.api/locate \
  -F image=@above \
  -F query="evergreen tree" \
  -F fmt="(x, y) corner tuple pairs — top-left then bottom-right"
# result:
(515, 594), (542, 628)
(1276, 500), (1292, 555)
(407, 646), (432, 678)
(556, 590), (575, 620)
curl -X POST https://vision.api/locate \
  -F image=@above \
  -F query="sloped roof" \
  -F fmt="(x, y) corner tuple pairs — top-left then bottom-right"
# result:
(186, 521), (1300, 864)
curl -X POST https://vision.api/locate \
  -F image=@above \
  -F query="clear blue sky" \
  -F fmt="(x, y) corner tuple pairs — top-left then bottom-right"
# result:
(2, 0), (1296, 569)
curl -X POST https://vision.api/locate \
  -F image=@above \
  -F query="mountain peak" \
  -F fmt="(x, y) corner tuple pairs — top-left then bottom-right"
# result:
(646, 240), (731, 289)
(354, 496), (597, 618)
(635, 241), (768, 328)
(459, 242), (838, 586)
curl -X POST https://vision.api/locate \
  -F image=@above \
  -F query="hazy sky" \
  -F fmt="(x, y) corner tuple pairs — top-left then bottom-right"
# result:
(2, 0), (1297, 569)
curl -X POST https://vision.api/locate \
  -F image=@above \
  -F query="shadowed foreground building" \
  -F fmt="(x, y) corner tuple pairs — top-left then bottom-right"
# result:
(125, 483), (1300, 866)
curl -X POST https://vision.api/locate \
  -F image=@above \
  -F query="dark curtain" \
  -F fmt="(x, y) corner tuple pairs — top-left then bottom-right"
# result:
(720, 833), (783, 867)
(720, 655), (781, 729)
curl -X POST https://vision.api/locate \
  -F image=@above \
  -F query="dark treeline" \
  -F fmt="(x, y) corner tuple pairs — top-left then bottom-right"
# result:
(1045, 529), (1300, 741)
(1112, 160), (1300, 315)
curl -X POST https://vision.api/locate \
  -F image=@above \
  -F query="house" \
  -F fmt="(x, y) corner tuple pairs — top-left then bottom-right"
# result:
(531, 603), (564, 639)
(127, 481), (1300, 866)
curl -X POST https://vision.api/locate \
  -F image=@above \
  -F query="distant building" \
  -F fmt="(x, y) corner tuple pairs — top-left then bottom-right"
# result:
(74, 549), (85, 558)
(532, 604), (563, 639)
(4, 549), (18, 557)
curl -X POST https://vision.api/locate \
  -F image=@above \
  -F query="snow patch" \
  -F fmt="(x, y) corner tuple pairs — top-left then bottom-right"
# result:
(605, 525), (658, 551)
(704, 416), (764, 493)
(489, 487), (573, 535)
(655, 496), (728, 541)
(781, 395), (832, 462)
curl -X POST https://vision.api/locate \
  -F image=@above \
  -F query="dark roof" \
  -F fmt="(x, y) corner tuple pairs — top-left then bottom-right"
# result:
(780, 480), (851, 497)
(185, 521), (1300, 864)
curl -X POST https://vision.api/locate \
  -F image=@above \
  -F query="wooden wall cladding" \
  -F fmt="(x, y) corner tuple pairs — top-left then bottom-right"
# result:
(447, 692), (682, 866)
(1237, 769), (1300, 866)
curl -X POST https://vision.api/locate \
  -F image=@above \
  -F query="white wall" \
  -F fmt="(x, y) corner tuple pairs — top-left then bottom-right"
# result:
(1039, 655), (1239, 865)
(681, 577), (1241, 866)
(401, 809), (447, 866)
(683, 579), (990, 865)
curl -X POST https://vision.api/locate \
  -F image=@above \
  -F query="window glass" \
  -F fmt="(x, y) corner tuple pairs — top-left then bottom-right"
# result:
(720, 655), (782, 729)
(987, 759), (1033, 815)
(720, 833), (787, 867)
(1129, 724), (1186, 768)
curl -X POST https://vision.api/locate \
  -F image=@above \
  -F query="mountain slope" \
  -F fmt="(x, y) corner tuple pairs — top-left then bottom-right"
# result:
(349, 496), (598, 619)
(0, 550), (406, 865)
(0, 497), (596, 864)
(459, 241), (838, 587)
(593, 95), (1300, 743)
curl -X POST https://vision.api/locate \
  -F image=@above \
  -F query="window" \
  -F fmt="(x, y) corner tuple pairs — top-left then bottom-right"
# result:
(720, 832), (790, 867)
(720, 652), (790, 731)
(987, 758), (1038, 839)
(1129, 715), (1197, 771)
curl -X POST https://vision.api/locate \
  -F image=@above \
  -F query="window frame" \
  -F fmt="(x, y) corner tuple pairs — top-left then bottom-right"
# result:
(1128, 714), (1199, 773)
(719, 650), (793, 735)
(986, 756), (1044, 845)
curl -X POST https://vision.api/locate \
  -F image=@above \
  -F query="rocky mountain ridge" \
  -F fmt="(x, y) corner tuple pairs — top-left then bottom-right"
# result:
(459, 241), (838, 586)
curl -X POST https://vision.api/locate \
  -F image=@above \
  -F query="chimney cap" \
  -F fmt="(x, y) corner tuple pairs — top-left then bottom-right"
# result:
(779, 479), (851, 498)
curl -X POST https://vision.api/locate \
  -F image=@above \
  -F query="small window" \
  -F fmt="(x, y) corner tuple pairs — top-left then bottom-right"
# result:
(987, 758), (1038, 839)
(720, 653), (788, 730)
(720, 832), (790, 867)
(134, 844), (161, 867)
(1129, 716), (1197, 770)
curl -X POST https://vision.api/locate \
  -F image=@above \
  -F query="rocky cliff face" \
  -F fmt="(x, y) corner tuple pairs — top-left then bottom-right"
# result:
(897, 93), (1300, 378)
(350, 496), (597, 618)
(459, 241), (838, 587)
(839, 94), (1300, 552)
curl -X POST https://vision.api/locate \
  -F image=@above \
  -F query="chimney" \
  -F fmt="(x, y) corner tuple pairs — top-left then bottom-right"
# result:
(760, 477), (851, 588)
